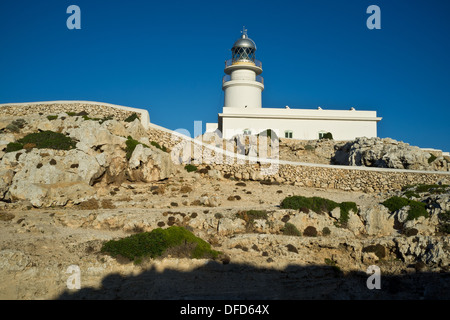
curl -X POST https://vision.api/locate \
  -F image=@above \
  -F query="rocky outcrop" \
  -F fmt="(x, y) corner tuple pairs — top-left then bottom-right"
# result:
(127, 144), (175, 182)
(333, 137), (449, 171)
(0, 113), (175, 207)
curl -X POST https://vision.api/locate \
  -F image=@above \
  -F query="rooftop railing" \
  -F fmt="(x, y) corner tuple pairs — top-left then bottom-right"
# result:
(225, 59), (262, 68)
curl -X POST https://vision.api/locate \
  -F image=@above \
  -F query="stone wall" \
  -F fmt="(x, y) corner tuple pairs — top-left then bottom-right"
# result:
(146, 124), (450, 193)
(208, 162), (450, 193)
(0, 101), (149, 127)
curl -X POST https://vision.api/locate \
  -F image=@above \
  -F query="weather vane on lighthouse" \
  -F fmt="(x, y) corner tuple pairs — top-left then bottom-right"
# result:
(241, 26), (248, 38)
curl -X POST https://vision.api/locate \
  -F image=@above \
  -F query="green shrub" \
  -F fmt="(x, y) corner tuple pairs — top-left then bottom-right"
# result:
(280, 195), (339, 214)
(5, 131), (76, 152)
(282, 222), (301, 236)
(66, 112), (77, 117)
(322, 227), (331, 236)
(381, 196), (428, 221)
(305, 145), (315, 151)
(406, 201), (428, 221)
(5, 142), (24, 152)
(101, 226), (220, 264)
(47, 115), (58, 121)
(124, 113), (140, 122)
(281, 196), (357, 228)
(320, 132), (333, 140)
(338, 202), (358, 226)
(381, 196), (410, 212)
(184, 164), (198, 172)
(125, 136), (149, 160)
(403, 190), (420, 199)
(428, 154), (437, 164)
(303, 226), (318, 237)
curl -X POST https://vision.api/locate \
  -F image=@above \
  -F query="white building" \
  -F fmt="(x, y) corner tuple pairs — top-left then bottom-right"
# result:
(206, 28), (382, 141)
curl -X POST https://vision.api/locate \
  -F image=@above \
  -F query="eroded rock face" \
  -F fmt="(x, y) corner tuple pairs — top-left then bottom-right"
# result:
(333, 137), (449, 171)
(1, 149), (103, 207)
(127, 144), (175, 183)
(0, 113), (175, 207)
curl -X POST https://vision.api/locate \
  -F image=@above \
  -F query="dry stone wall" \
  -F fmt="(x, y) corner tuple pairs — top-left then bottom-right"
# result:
(146, 124), (450, 193)
(0, 102), (139, 122)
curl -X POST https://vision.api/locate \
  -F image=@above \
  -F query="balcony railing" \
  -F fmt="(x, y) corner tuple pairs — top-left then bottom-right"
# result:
(225, 59), (262, 68)
(222, 75), (264, 85)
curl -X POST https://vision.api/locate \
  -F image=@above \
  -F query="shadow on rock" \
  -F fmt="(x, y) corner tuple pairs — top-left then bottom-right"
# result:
(56, 260), (450, 300)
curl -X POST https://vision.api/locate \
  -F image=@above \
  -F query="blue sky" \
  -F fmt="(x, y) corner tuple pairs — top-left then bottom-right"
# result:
(1, 0), (449, 152)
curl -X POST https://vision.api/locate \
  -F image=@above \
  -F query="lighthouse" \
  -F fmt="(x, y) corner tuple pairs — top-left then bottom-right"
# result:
(222, 27), (264, 109)
(206, 28), (382, 140)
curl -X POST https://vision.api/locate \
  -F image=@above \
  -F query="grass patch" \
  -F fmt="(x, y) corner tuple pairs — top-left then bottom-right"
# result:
(101, 226), (220, 264)
(6, 130), (76, 152)
(184, 164), (198, 172)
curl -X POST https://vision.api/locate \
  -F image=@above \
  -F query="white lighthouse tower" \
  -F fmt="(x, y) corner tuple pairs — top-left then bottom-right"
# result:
(222, 27), (264, 109)
(205, 28), (382, 140)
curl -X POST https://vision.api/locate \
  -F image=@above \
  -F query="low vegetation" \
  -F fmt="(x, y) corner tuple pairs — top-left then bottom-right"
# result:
(125, 136), (149, 160)
(236, 209), (269, 232)
(6, 130), (77, 152)
(402, 184), (449, 195)
(381, 196), (428, 221)
(280, 196), (357, 227)
(150, 141), (167, 152)
(438, 211), (450, 234)
(281, 222), (301, 236)
(101, 226), (220, 264)
(124, 113), (140, 123)
(81, 114), (113, 124)
(184, 164), (198, 172)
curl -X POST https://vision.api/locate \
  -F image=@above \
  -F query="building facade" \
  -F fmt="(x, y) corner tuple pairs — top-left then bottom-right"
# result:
(207, 28), (382, 141)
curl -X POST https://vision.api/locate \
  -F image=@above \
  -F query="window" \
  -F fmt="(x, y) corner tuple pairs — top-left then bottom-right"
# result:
(319, 131), (333, 140)
(243, 129), (251, 135)
(285, 130), (293, 139)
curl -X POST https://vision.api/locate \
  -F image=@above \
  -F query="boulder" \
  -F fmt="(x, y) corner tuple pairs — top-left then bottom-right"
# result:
(333, 137), (448, 171)
(2, 149), (103, 207)
(127, 144), (175, 182)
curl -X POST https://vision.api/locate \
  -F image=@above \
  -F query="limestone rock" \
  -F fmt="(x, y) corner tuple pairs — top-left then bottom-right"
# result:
(333, 137), (448, 171)
(127, 144), (175, 182)
(2, 149), (103, 207)
(358, 204), (396, 236)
